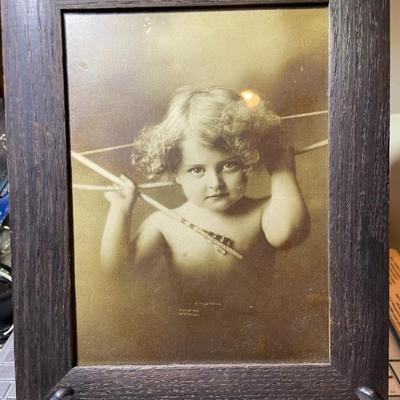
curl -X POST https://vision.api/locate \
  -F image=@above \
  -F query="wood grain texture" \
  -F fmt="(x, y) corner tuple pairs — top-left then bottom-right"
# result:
(48, 364), (357, 399)
(1, 1), (75, 399)
(329, 0), (389, 397)
(1, 0), (389, 399)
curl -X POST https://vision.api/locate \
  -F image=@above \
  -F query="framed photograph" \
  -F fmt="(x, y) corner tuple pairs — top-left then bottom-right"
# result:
(1, 0), (389, 399)
(68, 6), (330, 366)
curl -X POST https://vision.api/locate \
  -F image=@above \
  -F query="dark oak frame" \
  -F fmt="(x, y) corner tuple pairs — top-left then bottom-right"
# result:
(1, 0), (389, 399)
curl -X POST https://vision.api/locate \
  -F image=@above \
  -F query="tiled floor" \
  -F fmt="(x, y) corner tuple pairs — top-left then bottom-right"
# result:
(0, 334), (15, 400)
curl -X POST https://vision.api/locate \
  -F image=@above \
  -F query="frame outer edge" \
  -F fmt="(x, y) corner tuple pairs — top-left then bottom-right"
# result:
(1, 0), (74, 399)
(329, 0), (389, 396)
(1, 0), (390, 398)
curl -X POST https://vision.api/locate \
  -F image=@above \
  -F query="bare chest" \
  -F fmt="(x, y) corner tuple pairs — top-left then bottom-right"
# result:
(159, 209), (269, 275)
(155, 208), (276, 310)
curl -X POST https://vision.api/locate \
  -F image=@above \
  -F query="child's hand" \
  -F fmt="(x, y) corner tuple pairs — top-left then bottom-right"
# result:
(104, 175), (138, 215)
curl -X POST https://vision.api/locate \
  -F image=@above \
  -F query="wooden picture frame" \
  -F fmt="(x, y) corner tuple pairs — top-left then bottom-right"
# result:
(1, 0), (389, 399)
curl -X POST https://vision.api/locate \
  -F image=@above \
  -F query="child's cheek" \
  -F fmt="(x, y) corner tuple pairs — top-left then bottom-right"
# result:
(179, 177), (205, 204)
(235, 174), (248, 193)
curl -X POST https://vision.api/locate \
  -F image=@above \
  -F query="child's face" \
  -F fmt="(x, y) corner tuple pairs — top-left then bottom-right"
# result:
(175, 136), (248, 212)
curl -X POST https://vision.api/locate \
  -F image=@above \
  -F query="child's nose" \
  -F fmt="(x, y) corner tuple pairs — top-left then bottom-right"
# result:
(207, 170), (224, 190)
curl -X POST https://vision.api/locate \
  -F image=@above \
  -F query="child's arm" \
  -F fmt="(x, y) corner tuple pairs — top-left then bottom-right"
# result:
(261, 147), (310, 248)
(100, 176), (166, 275)
(100, 175), (138, 273)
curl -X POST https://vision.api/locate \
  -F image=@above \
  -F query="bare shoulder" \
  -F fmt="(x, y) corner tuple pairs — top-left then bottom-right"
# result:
(142, 210), (166, 225)
(136, 211), (166, 238)
(132, 211), (169, 271)
(134, 211), (168, 253)
(134, 211), (166, 245)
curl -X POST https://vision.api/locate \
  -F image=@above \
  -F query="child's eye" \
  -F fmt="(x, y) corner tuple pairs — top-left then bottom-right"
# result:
(188, 167), (205, 175)
(222, 161), (240, 171)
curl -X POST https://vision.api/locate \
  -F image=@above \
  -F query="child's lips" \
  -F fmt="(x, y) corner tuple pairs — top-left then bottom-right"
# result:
(205, 193), (229, 199)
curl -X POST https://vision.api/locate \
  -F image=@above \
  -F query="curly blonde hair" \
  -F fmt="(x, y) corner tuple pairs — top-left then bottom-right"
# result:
(131, 86), (281, 179)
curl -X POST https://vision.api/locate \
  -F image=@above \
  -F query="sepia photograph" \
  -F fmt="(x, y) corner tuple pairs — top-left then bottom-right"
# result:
(65, 6), (329, 364)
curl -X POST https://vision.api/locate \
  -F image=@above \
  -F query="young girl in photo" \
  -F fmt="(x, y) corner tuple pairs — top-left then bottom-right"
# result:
(100, 86), (309, 360)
